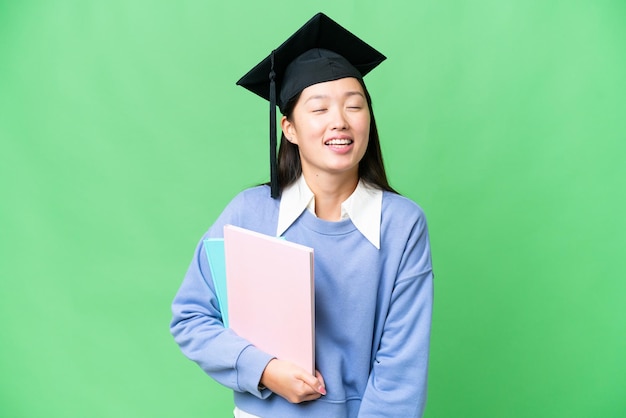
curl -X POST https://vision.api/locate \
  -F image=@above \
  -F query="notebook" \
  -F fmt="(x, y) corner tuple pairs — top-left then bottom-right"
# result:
(203, 239), (229, 327)
(223, 224), (315, 375)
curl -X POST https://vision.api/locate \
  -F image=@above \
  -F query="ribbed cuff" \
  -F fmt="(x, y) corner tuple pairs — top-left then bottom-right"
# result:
(236, 345), (275, 398)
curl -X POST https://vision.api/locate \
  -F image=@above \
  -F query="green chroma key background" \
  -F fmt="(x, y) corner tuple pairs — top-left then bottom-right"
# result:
(1, 1), (624, 417)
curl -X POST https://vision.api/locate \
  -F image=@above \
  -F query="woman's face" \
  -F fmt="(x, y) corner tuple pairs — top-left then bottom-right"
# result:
(281, 77), (370, 180)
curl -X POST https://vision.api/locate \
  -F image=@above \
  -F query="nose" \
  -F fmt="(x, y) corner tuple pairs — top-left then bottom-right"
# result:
(330, 108), (348, 130)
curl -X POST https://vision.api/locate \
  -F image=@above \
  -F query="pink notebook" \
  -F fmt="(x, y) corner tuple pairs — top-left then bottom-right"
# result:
(223, 224), (315, 375)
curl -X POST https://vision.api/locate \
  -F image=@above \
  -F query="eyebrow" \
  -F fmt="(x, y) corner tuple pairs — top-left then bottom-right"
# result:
(303, 91), (365, 104)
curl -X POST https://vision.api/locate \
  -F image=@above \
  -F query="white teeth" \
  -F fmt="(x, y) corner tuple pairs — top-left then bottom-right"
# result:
(326, 139), (352, 145)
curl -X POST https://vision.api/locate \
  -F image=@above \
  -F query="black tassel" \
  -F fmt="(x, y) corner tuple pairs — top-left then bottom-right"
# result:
(269, 51), (278, 198)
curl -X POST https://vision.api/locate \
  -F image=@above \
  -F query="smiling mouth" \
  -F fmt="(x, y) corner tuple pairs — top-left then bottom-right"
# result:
(325, 138), (353, 146)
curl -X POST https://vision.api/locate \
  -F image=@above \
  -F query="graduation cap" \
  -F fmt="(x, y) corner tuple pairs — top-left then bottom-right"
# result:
(236, 12), (386, 198)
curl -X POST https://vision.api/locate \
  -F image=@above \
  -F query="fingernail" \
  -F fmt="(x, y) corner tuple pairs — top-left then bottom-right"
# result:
(319, 386), (326, 395)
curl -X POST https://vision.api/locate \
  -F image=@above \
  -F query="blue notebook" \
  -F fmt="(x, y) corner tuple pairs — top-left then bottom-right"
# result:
(203, 239), (229, 327)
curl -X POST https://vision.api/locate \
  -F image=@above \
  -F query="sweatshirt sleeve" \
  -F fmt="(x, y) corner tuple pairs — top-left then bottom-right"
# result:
(169, 196), (275, 398)
(358, 211), (434, 418)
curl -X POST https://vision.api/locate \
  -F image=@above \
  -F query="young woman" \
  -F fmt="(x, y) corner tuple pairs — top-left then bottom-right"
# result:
(171, 13), (434, 418)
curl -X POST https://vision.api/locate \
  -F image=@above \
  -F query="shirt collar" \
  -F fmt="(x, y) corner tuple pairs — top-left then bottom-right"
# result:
(277, 175), (382, 249)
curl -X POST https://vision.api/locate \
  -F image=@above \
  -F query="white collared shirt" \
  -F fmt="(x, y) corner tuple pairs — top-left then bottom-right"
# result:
(276, 175), (383, 249)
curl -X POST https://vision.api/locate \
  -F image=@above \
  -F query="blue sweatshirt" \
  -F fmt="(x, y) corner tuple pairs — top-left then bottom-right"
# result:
(170, 185), (433, 417)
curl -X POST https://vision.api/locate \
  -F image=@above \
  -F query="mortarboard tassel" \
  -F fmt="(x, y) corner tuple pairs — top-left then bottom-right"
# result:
(269, 51), (279, 198)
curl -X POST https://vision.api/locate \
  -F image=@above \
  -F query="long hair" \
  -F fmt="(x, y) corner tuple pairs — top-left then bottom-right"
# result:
(276, 79), (397, 195)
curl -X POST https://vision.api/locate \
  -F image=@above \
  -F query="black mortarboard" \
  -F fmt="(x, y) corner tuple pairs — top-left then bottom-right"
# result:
(236, 12), (386, 198)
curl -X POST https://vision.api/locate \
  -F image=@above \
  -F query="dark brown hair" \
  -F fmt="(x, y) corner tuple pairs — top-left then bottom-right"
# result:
(276, 79), (397, 195)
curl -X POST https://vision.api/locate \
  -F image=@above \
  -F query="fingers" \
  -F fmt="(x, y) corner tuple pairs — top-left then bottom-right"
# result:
(298, 369), (326, 396)
(315, 369), (326, 394)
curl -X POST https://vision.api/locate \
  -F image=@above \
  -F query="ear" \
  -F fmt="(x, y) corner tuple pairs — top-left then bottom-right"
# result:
(281, 116), (298, 145)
